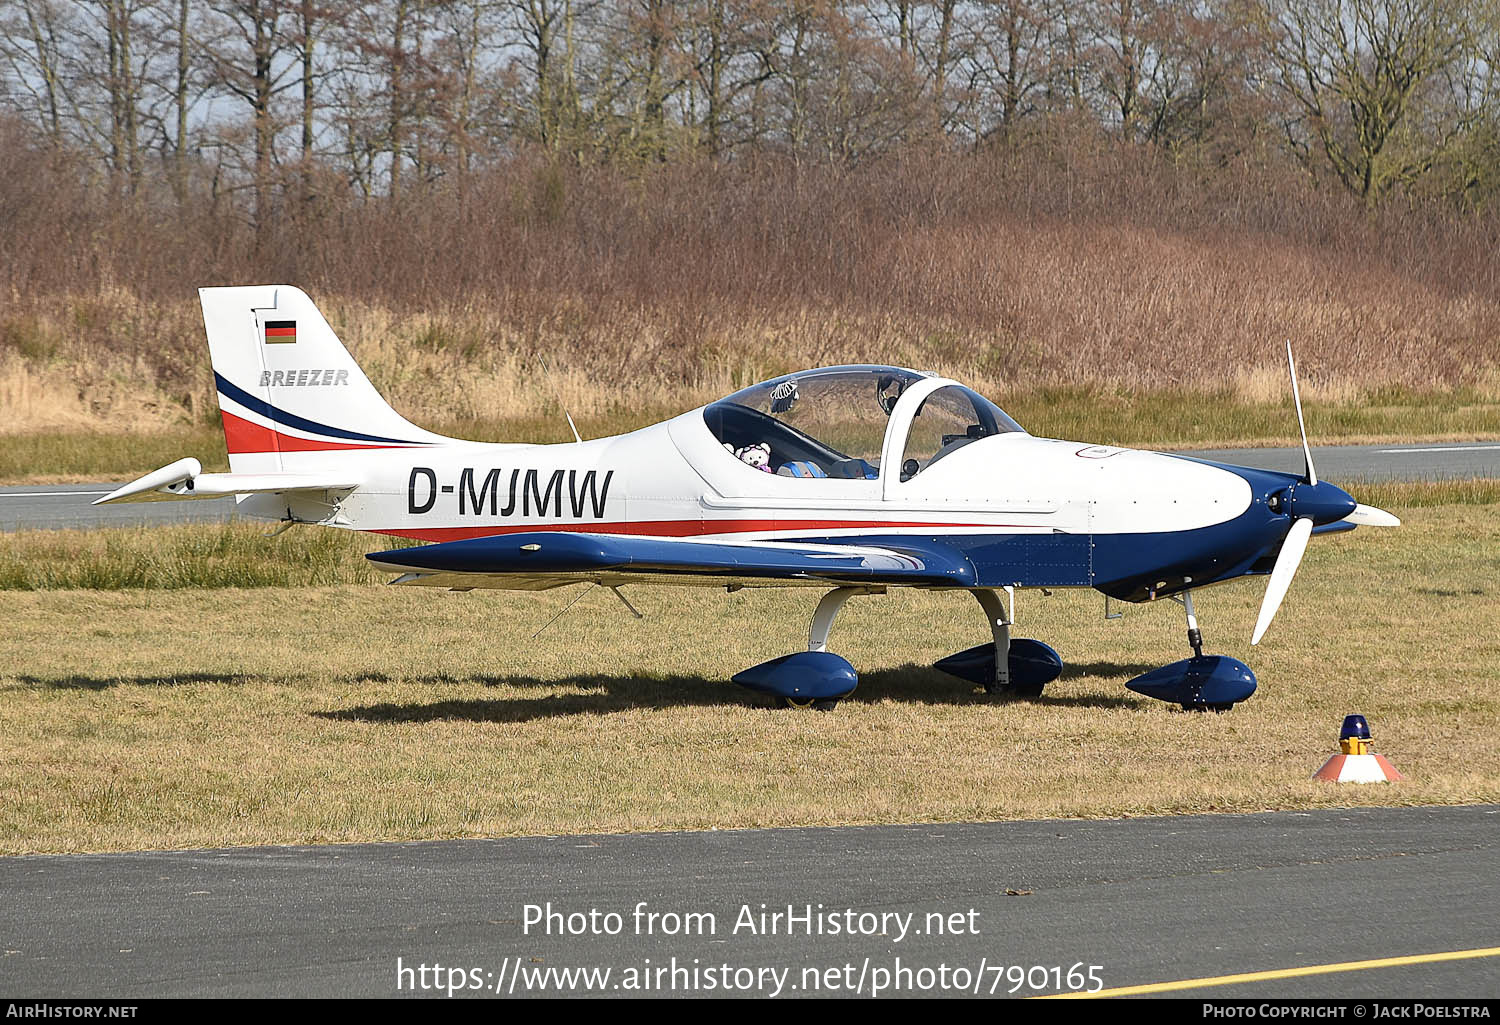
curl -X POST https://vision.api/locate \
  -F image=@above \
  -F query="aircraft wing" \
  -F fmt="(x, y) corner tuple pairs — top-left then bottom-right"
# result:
(366, 531), (979, 591)
(93, 458), (358, 505)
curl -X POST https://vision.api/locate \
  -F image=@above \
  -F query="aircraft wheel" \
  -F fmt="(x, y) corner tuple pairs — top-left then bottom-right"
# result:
(782, 697), (840, 711)
(990, 682), (1045, 699)
(1180, 702), (1236, 713)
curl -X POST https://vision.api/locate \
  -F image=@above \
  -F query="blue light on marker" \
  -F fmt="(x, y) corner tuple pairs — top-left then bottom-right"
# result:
(1339, 714), (1371, 742)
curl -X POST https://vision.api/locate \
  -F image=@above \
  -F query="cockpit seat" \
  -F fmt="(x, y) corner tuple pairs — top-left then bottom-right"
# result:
(828, 458), (879, 480)
(777, 460), (829, 478)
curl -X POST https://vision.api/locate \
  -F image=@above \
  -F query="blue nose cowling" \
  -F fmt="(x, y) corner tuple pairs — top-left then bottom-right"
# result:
(1283, 480), (1357, 526)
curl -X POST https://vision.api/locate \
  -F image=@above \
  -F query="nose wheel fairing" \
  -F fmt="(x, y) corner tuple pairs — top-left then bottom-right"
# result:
(1125, 655), (1257, 710)
(1124, 590), (1258, 711)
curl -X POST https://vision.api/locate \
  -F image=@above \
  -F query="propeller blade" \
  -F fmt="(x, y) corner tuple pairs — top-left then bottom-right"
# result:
(1251, 516), (1314, 645)
(1285, 339), (1317, 485)
(1344, 503), (1402, 528)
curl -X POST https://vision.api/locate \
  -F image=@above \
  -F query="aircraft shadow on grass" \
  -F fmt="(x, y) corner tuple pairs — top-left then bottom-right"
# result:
(15, 672), (249, 690)
(14, 662), (1151, 718)
(315, 662), (1151, 725)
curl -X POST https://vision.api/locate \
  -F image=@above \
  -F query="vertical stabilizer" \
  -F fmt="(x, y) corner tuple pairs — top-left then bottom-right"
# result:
(199, 285), (449, 472)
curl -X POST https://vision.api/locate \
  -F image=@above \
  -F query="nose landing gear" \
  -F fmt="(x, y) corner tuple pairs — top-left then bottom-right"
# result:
(1125, 589), (1258, 711)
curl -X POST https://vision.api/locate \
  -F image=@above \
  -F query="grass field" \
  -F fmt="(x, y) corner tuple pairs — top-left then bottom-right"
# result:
(1, 494), (1496, 855)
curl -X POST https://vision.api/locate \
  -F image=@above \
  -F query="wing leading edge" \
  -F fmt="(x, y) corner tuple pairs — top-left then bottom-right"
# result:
(365, 531), (978, 591)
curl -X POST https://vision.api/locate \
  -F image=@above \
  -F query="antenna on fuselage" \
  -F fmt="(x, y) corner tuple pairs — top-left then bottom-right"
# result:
(536, 355), (584, 444)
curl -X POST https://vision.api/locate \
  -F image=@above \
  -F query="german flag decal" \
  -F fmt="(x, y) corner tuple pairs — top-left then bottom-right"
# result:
(264, 320), (297, 344)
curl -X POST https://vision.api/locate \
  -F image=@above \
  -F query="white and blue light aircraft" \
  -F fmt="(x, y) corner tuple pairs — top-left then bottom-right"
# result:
(99, 286), (1400, 710)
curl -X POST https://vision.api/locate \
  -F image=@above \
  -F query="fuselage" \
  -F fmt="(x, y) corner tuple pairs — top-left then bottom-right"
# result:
(244, 380), (1355, 602)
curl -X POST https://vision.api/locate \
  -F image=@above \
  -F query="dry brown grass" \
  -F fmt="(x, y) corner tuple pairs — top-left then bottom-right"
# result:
(4, 289), (1498, 449)
(1, 499), (1495, 854)
(3, 135), (1499, 444)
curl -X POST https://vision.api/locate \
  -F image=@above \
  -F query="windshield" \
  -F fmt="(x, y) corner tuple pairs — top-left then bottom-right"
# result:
(703, 367), (925, 480)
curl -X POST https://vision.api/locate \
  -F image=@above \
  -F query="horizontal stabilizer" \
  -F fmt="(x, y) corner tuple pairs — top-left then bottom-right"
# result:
(95, 458), (358, 505)
(366, 531), (978, 590)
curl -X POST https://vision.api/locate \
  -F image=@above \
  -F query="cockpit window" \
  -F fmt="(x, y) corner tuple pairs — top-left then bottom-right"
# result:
(899, 385), (1023, 481)
(704, 367), (924, 480)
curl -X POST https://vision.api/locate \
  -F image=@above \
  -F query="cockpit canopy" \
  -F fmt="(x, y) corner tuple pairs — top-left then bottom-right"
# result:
(703, 366), (1023, 481)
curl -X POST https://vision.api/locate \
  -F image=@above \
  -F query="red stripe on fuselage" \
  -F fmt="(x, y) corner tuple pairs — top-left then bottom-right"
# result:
(219, 410), (417, 454)
(372, 519), (1022, 543)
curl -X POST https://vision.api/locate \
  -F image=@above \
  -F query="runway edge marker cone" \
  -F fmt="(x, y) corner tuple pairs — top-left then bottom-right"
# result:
(1313, 714), (1404, 783)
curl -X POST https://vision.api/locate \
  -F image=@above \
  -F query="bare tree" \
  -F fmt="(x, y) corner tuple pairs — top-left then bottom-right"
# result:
(168, 0), (193, 198)
(1259, 0), (1475, 202)
(507, 0), (578, 149)
(0, 0), (72, 147)
(676, 0), (779, 157)
(205, 0), (300, 228)
(429, 1), (501, 190)
(957, 0), (1054, 139)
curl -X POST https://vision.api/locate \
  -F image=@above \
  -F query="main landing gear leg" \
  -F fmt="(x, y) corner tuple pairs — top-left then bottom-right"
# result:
(780, 586), (879, 710)
(808, 586), (875, 653)
(729, 586), (878, 711)
(973, 587), (1017, 695)
(932, 588), (1062, 697)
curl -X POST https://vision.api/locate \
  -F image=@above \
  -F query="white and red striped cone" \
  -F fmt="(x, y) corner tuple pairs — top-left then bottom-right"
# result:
(1313, 714), (1403, 783)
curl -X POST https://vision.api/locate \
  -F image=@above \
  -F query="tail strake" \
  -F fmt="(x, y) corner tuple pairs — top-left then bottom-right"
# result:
(200, 285), (448, 472)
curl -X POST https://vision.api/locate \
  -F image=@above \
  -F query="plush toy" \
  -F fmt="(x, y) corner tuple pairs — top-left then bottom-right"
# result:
(734, 443), (774, 472)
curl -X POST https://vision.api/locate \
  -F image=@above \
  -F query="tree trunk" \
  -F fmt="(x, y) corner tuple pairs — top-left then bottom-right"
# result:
(174, 0), (190, 202)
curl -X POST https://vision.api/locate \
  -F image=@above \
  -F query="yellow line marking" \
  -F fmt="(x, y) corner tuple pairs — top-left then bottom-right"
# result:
(1036, 945), (1500, 999)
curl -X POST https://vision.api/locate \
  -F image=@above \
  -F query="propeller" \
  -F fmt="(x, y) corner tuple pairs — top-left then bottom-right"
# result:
(1286, 340), (1317, 486)
(1250, 341), (1402, 644)
(1250, 341), (1317, 646)
(1252, 515), (1312, 645)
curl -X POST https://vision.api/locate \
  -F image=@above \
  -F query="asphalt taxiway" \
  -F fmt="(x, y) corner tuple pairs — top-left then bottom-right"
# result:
(2, 805), (1496, 998)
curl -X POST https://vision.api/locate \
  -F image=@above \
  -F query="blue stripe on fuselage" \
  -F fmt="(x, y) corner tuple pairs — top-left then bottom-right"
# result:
(786, 457), (1308, 598)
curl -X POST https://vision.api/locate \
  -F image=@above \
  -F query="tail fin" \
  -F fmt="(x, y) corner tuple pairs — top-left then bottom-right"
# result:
(200, 285), (449, 472)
